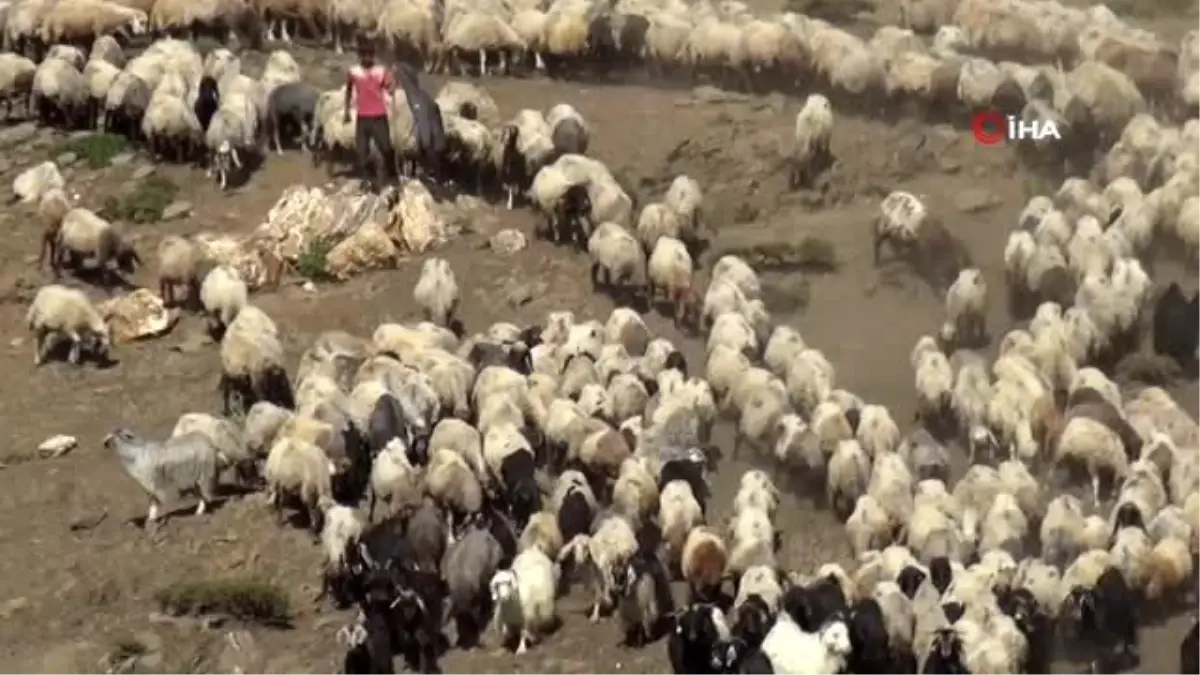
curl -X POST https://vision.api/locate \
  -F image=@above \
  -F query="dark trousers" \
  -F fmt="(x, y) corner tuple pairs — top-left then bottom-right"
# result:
(355, 114), (393, 184)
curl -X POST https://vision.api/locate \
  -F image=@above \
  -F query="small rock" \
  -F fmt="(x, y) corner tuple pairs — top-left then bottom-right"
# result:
(301, 280), (316, 293)
(9, 337), (23, 347)
(506, 283), (535, 307)
(55, 151), (77, 167)
(170, 332), (213, 354)
(955, 187), (1000, 214)
(133, 631), (163, 654)
(0, 596), (30, 618)
(131, 164), (154, 179)
(937, 155), (961, 173)
(489, 228), (527, 255)
(691, 85), (747, 104)
(161, 200), (193, 221)
(38, 434), (77, 459)
(136, 653), (163, 671)
(0, 122), (37, 147)
(110, 152), (135, 167)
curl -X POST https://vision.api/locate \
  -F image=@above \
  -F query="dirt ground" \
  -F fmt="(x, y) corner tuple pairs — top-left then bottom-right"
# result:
(0, 35), (1195, 674)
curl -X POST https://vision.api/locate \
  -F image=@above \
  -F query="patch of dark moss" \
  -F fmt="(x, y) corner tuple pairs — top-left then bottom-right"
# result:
(155, 578), (292, 627)
(58, 133), (129, 169)
(101, 176), (179, 224)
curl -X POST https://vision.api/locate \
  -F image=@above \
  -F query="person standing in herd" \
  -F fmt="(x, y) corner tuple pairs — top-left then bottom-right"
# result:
(343, 37), (395, 190)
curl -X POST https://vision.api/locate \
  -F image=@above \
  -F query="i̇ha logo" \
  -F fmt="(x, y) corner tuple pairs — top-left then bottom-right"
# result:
(972, 110), (1062, 145)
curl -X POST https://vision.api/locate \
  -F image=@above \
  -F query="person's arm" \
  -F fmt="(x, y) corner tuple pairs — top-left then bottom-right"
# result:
(342, 71), (353, 122)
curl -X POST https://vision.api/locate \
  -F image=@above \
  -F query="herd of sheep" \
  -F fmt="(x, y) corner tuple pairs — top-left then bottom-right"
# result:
(2, 0), (1199, 671)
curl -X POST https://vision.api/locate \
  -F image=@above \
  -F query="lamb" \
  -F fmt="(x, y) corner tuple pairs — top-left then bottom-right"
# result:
(25, 283), (110, 366)
(104, 428), (220, 532)
(647, 235), (697, 327)
(412, 258), (460, 331)
(155, 235), (208, 307)
(199, 265), (248, 338)
(941, 268), (988, 348)
(789, 93), (834, 188)
(368, 437), (421, 521)
(490, 547), (559, 654)
(264, 435), (333, 534)
(587, 221), (645, 297)
(219, 305), (294, 417)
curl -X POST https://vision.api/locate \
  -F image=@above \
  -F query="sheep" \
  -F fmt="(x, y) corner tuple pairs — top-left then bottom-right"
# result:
(367, 437), (421, 521)
(587, 221), (645, 298)
(204, 91), (258, 190)
(827, 439), (871, 518)
(25, 283), (110, 366)
(104, 428), (220, 532)
(38, 0), (148, 44)
(846, 494), (894, 558)
(913, 346), (953, 431)
(647, 235), (697, 327)
(426, 447), (484, 530)
(856, 404), (901, 459)
(412, 257), (460, 331)
(219, 305), (293, 417)
(31, 56), (88, 127)
(439, 524), (505, 648)
(941, 268), (987, 348)
(155, 235), (208, 308)
(547, 102), (589, 156)
(1052, 416), (1129, 505)
(171, 412), (253, 485)
(490, 547), (559, 654)
(0, 52), (35, 120)
(264, 436), (333, 534)
(199, 265), (248, 338)
(263, 82), (318, 154)
(319, 504), (364, 606)
(660, 479), (704, 571)
(52, 207), (140, 286)
(663, 174), (704, 241)
(874, 190), (928, 264)
(141, 90), (202, 162)
(681, 525), (729, 602)
(789, 93), (834, 188)
(761, 613), (854, 674)
(614, 550), (674, 647)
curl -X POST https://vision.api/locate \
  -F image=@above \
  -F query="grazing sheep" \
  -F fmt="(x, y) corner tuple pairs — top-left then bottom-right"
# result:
(105, 428), (220, 531)
(587, 221), (645, 298)
(155, 235), (207, 307)
(790, 93), (834, 188)
(265, 436), (334, 534)
(26, 283), (110, 366)
(647, 236), (697, 327)
(199, 265), (248, 338)
(413, 257), (460, 331)
(219, 305), (294, 416)
(53, 207), (140, 286)
(490, 547), (559, 654)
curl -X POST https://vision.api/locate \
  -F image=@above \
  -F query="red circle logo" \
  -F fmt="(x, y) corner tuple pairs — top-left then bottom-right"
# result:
(972, 111), (1006, 145)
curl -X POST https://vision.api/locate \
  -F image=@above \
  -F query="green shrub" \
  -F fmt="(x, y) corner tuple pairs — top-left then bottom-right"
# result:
(59, 133), (129, 169)
(155, 578), (291, 627)
(101, 176), (179, 224)
(295, 237), (334, 280)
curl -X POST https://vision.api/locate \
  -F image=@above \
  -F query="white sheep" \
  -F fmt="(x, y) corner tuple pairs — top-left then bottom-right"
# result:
(646, 235), (696, 326)
(941, 268), (987, 347)
(199, 264), (248, 337)
(204, 91), (258, 190)
(1053, 416), (1129, 505)
(827, 439), (871, 517)
(874, 190), (928, 264)
(587, 221), (645, 295)
(789, 93), (834, 188)
(659, 479), (703, 570)
(761, 613), (853, 674)
(490, 547), (559, 655)
(856, 404), (901, 459)
(25, 283), (110, 366)
(413, 258), (460, 329)
(558, 513), (639, 620)
(368, 437), (422, 521)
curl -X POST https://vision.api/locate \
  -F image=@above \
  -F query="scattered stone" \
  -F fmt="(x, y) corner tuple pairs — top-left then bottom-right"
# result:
(170, 332), (214, 353)
(55, 151), (77, 167)
(131, 164), (154, 179)
(38, 434), (77, 459)
(937, 155), (961, 173)
(0, 596), (30, 618)
(691, 85), (749, 104)
(0, 122), (37, 147)
(489, 228), (527, 255)
(954, 187), (1000, 214)
(301, 280), (317, 292)
(109, 152), (135, 167)
(506, 283), (535, 307)
(133, 631), (163, 654)
(161, 200), (193, 220)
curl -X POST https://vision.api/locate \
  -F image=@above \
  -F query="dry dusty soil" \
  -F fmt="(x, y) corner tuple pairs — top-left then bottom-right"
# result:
(0, 22), (1195, 675)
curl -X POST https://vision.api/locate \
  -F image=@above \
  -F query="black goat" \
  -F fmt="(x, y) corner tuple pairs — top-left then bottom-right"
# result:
(668, 603), (727, 674)
(1065, 566), (1140, 673)
(781, 576), (847, 632)
(1153, 282), (1199, 370)
(1182, 618), (1198, 674)
(847, 598), (892, 674)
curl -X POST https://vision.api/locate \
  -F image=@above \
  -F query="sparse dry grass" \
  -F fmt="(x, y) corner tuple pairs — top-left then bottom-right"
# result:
(155, 578), (292, 627)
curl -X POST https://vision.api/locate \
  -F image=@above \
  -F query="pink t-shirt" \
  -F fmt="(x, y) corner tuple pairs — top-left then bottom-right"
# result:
(348, 64), (392, 119)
